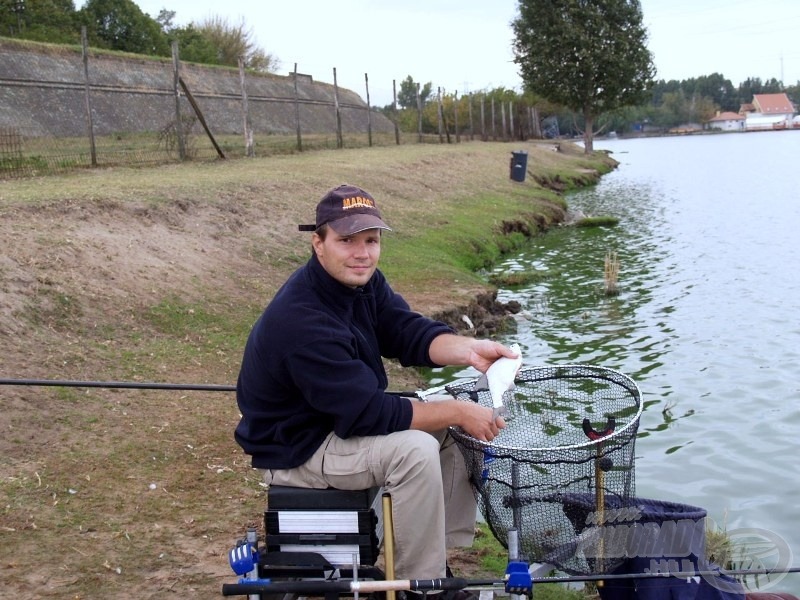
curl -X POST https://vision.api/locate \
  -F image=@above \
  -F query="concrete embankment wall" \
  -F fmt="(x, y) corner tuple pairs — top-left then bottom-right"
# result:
(0, 38), (394, 138)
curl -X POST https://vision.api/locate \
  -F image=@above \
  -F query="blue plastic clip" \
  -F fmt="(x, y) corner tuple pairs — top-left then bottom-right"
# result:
(481, 447), (496, 482)
(505, 561), (533, 596)
(229, 541), (259, 576)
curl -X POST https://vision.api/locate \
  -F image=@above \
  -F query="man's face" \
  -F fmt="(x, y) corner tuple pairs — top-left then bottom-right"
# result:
(312, 228), (382, 288)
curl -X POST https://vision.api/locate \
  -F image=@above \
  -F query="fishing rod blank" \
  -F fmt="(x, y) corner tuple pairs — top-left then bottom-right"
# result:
(0, 378), (235, 391)
(0, 378), (420, 395)
(221, 567), (800, 597)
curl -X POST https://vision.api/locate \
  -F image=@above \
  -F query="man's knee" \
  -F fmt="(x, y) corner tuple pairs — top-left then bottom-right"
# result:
(384, 430), (441, 474)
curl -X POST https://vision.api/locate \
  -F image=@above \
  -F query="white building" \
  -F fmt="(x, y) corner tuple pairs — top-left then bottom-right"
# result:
(740, 93), (797, 131)
(708, 111), (745, 131)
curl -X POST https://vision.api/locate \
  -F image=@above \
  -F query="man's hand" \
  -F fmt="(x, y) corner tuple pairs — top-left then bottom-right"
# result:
(458, 400), (506, 442)
(410, 397), (505, 442)
(428, 334), (520, 374)
(464, 339), (520, 374)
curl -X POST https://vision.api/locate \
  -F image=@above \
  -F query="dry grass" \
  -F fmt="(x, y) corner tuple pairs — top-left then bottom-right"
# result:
(604, 250), (620, 295)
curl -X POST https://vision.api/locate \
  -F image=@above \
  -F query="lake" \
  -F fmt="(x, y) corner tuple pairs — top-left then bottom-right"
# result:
(434, 131), (800, 592)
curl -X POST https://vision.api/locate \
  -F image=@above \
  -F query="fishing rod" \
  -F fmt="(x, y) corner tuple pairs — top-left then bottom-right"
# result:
(221, 566), (800, 597)
(0, 377), (427, 396)
(0, 377), (236, 392)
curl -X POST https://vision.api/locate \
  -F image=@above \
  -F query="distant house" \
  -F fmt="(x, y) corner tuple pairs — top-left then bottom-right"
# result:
(739, 93), (797, 130)
(708, 111), (745, 131)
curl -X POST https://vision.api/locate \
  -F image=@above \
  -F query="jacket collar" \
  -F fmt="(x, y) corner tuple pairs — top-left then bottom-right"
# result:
(305, 252), (369, 312)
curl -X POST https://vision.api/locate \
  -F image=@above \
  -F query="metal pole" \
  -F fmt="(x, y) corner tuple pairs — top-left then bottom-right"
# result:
(245, 528), (260, 600)
(222, 567), (800, 597)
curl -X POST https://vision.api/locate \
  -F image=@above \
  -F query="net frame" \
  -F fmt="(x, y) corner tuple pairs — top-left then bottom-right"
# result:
(445, 364), (643, 575)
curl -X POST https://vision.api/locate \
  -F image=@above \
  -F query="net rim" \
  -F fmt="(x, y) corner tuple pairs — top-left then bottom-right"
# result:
(446, 364), (643, 453)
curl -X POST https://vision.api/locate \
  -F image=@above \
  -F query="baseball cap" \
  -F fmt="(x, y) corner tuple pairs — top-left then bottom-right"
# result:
(298, 184), (392, 235)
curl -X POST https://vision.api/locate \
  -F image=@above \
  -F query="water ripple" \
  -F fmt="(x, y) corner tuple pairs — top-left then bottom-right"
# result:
(476, 133), (800, 590)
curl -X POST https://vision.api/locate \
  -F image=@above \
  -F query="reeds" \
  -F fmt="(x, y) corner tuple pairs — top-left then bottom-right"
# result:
(604, 250), (620, 295)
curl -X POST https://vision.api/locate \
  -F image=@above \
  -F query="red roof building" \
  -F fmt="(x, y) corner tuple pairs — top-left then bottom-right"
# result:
(739, 93), (796, 130)
(752, 93), (795, 114)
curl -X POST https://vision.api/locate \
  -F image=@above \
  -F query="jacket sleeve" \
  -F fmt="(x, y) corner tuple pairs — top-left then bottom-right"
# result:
(371, 271), (454, 366)
(283, 334), (414, 438)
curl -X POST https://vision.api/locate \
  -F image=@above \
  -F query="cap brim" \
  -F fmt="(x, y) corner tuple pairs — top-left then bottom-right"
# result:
(328, 214), (392, 236)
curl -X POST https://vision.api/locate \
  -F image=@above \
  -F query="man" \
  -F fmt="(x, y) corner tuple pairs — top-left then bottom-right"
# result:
(235, 183), (517, 584)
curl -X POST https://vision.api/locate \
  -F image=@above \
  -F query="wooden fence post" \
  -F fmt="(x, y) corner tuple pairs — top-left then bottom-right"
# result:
(468, 93), (474, 141)
(80, 27), (97, 167)
(437, 87), (444, 143)
(365, 73), (372, 147)
(416, 83), (422, 143)
(480, 94), (486, 141)
(178, 77), (225, 159)
(238, 57), (254, 157)
(171, 41), (186, 160)
(293, 63), (303, 152)
(501, 102), (507, 142)
(509, 101), (514, 140)
(531, 105), (542, 138)
(491, 98), (496, 141)
(333, 67), (343, 149)
(454, 91), (460, 143)
(392, 79), (400, 145)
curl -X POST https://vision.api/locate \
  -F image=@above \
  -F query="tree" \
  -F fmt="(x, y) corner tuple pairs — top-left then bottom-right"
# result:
(1, 0), (79, 43)
(154, 8), (175, 33)
(785, 81), (800, 105)
(169, 24), (219, 65)
(80, 0), (168, 55)
(512, 0), (655, 152)
(397, 75), (433, 109)
(193, 14), (278, 72)
(690, 73), (736, 112)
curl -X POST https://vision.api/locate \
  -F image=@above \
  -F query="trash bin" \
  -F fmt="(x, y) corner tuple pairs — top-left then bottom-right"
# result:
(509, 150), (528, 182)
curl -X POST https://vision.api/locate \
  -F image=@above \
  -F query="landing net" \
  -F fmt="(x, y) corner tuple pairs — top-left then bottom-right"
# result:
(446, 364), (643, 575)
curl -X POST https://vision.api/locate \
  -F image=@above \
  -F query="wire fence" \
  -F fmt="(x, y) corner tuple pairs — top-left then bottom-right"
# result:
(0, 35), (544, 179)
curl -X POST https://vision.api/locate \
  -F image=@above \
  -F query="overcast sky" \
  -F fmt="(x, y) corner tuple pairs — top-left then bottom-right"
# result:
(104, 0), (800, 106)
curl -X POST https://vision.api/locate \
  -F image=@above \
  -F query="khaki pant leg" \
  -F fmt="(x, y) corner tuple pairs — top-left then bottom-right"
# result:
(262, 429), (475, 579)
(440, 432), (478, 547)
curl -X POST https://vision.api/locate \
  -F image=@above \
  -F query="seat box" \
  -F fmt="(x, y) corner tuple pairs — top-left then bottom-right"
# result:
(265, 486), (384, 566)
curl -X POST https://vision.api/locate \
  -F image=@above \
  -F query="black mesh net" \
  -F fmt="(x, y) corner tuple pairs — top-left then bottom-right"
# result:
(445, 364), (643, 575)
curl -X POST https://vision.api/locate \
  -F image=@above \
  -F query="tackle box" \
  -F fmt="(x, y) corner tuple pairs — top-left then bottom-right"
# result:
(264, 485), (384, 566)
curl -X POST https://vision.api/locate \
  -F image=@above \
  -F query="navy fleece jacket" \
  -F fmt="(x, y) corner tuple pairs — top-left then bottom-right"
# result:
(235, 252), (454, 469)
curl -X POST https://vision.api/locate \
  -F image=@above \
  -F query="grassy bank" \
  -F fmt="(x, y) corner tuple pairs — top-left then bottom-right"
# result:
(0, 140), (616, 599)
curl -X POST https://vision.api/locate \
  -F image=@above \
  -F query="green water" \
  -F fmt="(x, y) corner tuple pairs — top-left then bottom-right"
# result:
(433, 131), (800, 592)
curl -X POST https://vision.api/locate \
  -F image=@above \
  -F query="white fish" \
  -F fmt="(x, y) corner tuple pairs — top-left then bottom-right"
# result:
(475, 342), (523, 418)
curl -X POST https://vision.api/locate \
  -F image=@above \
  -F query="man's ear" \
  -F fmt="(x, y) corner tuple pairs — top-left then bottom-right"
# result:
(311, 232), (323, 256)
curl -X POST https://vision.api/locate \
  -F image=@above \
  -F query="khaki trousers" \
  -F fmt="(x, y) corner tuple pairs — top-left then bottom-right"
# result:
(262, 428), (477, 579)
